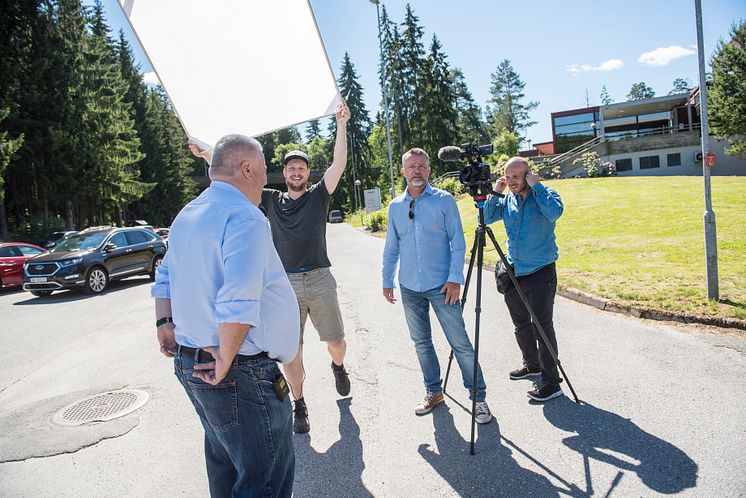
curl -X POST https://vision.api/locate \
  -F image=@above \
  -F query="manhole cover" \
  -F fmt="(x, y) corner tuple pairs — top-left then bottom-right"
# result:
(51, 389), (149, 427)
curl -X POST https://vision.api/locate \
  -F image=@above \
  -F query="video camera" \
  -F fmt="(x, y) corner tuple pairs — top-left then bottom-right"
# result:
(437, 143), (494, 201)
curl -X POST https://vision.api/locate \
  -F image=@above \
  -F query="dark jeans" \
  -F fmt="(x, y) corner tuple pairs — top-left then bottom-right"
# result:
(174, 350), (294, 498)
(498, 263), (561, 387)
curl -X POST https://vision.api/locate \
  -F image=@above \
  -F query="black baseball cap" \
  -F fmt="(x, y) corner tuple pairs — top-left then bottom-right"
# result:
(283, 150), (309, 167)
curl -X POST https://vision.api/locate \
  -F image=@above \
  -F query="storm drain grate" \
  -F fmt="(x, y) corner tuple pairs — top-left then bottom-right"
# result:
(51, 389), (149, 427)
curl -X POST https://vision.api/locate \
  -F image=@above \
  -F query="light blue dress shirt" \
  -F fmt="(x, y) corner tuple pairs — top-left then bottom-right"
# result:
(483, 182), (564, 277)
(382, 184), (466, 291)
(151, 181), (300, 363)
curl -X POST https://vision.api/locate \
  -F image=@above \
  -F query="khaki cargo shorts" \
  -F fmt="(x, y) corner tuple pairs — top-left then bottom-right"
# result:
(287, 267), (345, 343)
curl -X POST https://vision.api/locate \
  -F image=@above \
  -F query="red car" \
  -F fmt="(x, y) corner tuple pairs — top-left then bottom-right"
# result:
(0, 242), (46, 289)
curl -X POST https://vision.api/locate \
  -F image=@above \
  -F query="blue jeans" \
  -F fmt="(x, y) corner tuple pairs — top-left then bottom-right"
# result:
(174, 350), (294, 498)
(400, 285), (487, 401)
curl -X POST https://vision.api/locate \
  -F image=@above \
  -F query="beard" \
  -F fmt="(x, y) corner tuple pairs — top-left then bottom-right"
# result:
(286, 179), (308, 192)
(408, 176), (426, 187)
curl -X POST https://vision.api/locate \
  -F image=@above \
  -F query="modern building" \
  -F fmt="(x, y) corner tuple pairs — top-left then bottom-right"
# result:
(525, 88), (744, 177)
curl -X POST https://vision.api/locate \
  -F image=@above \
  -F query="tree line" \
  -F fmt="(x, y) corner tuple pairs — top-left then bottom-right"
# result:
(0, 0), (199, 241)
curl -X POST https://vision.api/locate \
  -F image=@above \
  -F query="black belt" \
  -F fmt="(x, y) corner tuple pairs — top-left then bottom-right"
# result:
(177, 345), (271, 363)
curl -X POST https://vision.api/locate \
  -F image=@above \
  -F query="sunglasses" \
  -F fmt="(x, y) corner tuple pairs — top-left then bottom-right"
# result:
(409, 199), (415, 220)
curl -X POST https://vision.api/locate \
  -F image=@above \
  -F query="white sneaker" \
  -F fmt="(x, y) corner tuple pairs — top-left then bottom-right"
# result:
(474, 401), (492, 424)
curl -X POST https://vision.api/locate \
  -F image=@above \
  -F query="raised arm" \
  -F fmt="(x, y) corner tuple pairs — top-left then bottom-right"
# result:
(189, 141), (213, 166)
(323, 100), (350, 194)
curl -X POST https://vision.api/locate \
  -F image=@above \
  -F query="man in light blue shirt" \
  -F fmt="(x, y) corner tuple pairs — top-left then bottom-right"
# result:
(484, 156), (565, 403)
(152, 134), (299, 497)
(382, 147), (491, 424)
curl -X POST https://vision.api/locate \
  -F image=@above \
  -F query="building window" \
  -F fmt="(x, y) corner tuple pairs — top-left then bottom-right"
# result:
(667, 153), (681, 166)
(639, 155), (660, 169)
(616, 158), (633, 172)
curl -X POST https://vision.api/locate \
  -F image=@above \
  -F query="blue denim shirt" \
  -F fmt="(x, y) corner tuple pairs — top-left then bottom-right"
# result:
(483, 182), (563, 277)
(382, 184), (466, 291)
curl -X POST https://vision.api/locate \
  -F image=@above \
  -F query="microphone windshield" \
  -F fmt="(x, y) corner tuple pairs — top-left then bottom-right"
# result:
(437, 146), (464, 162)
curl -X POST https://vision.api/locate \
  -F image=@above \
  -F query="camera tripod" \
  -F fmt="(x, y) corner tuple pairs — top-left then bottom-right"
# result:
(443, 198), (580, 455)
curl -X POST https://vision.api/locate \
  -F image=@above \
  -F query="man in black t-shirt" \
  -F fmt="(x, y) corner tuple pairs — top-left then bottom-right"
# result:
(189, 100), (351, 434)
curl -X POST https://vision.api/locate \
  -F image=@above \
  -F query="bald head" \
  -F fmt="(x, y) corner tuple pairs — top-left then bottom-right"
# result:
(504, 156), (530, 175)
(503, 156), (531, 195)
(210, 134), (263, 178)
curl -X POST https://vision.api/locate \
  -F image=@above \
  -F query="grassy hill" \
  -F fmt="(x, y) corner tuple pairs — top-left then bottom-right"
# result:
(457, 176), (746, 321)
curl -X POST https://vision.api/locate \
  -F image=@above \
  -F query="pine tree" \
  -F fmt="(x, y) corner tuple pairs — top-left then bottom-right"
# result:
(451, 68), (488, 145)
(600, 85), (614, 105)
(378, 4), (405, 156)
(626, 82), (655, 101)
(709, 22), (746, 157)
(669, 78), (692, 95)
(330, 53), (372, 212)
(0, 108), (24, 240)
(305, 119), (322, 142)
(487, 59), (539, 141)
(398, 4), (426, 150)
(418, 35), (458, 175)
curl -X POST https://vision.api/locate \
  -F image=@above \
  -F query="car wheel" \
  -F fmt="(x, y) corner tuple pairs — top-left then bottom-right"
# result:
(150, 255), (163, 281)
(30, 290), (53, 297)
(84, 266), (108, 294)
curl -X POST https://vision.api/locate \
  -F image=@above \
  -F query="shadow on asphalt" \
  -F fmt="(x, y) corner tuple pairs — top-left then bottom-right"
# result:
(419, 405), (569, 498)
(542, 397), (698, 495)
(293, 398), (373, 497)
(12, 277), (151, 305)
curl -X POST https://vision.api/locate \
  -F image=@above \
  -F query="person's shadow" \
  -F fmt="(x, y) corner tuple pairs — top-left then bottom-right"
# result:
(542, 397), (698, 495)
(293, 398), (373, 497)
(419, 402), (577, 497)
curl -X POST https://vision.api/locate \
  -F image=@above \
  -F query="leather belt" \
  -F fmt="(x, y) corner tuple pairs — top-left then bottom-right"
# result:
(177, 345), (271, 363)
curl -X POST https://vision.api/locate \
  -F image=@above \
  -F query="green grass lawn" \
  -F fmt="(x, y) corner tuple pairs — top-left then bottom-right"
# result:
(350, 176), (746, 321)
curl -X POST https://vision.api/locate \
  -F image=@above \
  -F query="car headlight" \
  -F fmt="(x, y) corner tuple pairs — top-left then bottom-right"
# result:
(59, 258), (83, 267)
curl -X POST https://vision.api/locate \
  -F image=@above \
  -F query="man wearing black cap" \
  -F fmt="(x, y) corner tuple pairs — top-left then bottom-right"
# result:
(189, 100), (351, 434)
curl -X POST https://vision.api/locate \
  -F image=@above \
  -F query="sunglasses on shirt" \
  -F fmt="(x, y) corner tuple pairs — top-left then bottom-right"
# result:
(409, 199), (415, 220)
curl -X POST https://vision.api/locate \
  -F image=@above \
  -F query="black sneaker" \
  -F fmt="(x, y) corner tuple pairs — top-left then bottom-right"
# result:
(332, 362), (351, 396)
(527, 384), (563, 402)
(293, 398), (310, 433)
(509, 365), (542, 380)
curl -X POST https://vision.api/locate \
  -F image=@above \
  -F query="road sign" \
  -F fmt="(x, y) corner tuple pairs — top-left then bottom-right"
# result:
(364, 188), (381, 214)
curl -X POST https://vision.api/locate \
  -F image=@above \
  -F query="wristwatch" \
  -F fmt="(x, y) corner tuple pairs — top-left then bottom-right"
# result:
(156, 316), (174, 328)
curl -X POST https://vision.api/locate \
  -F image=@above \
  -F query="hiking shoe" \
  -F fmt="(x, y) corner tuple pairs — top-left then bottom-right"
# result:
(509, 365), (541, 380)
(474, 401), (493, 424)
(293, 398), (310, 433)
(331, 362), (351, 396)
(527, 384), (563, 402)
(415, 392), (444, 415)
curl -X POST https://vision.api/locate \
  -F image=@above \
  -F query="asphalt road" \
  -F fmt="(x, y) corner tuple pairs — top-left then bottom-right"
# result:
(1, 223), (744, 497)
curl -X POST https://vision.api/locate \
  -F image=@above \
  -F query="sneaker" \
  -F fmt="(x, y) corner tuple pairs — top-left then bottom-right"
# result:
(474, 401), (492, 424)
(527, 384), (563, 402)
(293, 398), (310, 433)
(509, 365), (542, 380)
(415, 392), (444, 415)
(331, 362), (351, 396)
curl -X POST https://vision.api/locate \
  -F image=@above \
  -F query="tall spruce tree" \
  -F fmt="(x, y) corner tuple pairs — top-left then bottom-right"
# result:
(418, 35), (458, 175)
(709, 22), (746, 157)
(378, 4), (405, 156)
(451, 68), (488, 145)
(330, 53), (372, 212)
(398, 4), (426, 150)
(487, 59), (539, 141)
(305, 119), (322, 142)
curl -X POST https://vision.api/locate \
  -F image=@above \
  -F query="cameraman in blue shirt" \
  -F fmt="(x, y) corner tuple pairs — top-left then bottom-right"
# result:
(484, 157), (565, 402)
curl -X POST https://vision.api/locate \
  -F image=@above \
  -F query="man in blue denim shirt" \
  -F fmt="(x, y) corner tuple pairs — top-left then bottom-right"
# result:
(484, 156), (565, 402)
(382, 148), (492, 424)
(153, 135), (299, 497)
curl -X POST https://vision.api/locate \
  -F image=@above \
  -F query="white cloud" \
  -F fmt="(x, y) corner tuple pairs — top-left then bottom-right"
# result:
(638, 45), (696, 66)
(142, 71), (160, 86)
(566, 59), (624, 74)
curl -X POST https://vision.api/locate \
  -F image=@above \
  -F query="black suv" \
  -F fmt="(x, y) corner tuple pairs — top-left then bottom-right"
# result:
(22, 227), (166, 297)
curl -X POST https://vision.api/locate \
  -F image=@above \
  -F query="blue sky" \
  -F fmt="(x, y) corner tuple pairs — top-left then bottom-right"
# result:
(98, 0), (743, 145)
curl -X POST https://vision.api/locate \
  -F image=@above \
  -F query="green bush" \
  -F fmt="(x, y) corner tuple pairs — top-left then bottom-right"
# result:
(433, 177), (464, 196)
(365, 210), (388, 232)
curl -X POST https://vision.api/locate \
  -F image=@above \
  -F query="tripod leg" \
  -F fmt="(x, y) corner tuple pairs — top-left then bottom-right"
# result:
(485, 226), (580, 403)
(444, 230), (479, 395)
(469, 225), (485, 455)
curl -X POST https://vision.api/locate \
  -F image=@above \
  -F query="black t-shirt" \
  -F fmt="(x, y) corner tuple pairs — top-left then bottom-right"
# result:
(260, 180), (331, 271)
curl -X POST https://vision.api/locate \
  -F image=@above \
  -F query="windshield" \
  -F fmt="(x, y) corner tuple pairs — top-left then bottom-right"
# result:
(51, 231), (109, 253)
